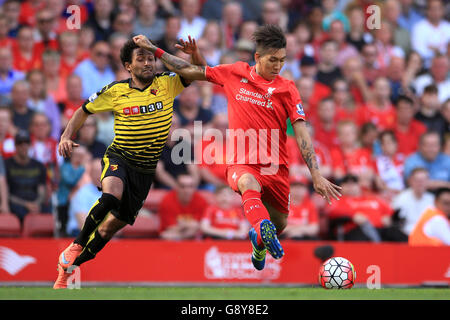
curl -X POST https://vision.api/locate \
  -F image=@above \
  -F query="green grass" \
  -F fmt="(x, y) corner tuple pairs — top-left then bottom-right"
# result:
(0, 287), (449, 300)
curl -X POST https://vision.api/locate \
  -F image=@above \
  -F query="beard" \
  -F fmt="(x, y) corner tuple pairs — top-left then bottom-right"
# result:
(135, 70), (154, 84)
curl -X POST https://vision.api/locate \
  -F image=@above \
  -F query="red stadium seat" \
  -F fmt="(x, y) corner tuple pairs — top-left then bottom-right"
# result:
(144, 189), (168, 212)
(120, 214), (160, 238)
(22, 213), (54, 238)
(0, 213), (22, 237)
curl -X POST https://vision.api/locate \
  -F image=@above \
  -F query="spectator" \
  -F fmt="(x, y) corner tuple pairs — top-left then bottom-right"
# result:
(330, 120), (375, 182)
(108, 32), (129, 73)
(11, 26), (41, 72)
(177, 0), (207, 41)
(411, 0), (450, 68)
(76, 116), (107, 159)
(443, 99), (450, 136)
(415, 84), (447, 137)
(234, 38), (255, 66)
(403, 131), (450, 189)
(409, 187), (450, 246)
(197, 113), (228, 190)
(41, 49), (66, 104)
(74, 41), (115, 99)
(373, 20), (405, 73)
(94, 112), (115, 148)
(344, 3), (373, 52)
(155, 115), (200, 189)
(386, 56), (408, 103)
(341, 56), (372, 104)
(26, 69), (61, 140)
(328, 19), (359, 67)
(0, 14), (14, 48)
(238, 21), (258, 43)
(260, 0), (285, 31)
(77, 25), (96, 60)
(359, 121), (380, 157)
(159, 174), (208, 240)
(412, 55), (450, 104)
(392, 95), (427, 157)
(358, 77), (396, 131)
(33, 7), (59, 54)
(10, 80), (34, 133)
(293, 77), (315, 122)
(2, 0), (21, 38)
(383, 0), (411, 56)
(316, 40), (342, 88)
(0, 47), (25, 96)
(221, 1), (243, 50)
(28, 112), (60, 193)
(18, 0), (45, 27)
(0, 107), (15, 159)
(307, 5), (326, 47)
(397, 0), (423, 33)
(0, 155), (10, 213)
(58, 31), (85, 79)
(392, 167), (435, 236)
(84, 0), (115, 42)
(312, 97), (339, 151)
(200, 185), (248, 240)
(56, 145), (87, 237)
(5, 130), (47, 222)
(374, 130), (405, 197)
(156, 15), (181, 56)
(66, 158), (102, 237)
(326, 174), (407, 242)
(133, 0), (165, 43)
(361, 42), (385, 86)
(197, 21), (223, 67)
(175, 82), (213, 134)
(111, 11), (134, 38)
(333, 78), (360, 123)
(299, 56), (332, 112)
(280, 175), (320, 240)
(321, 0), (349, 32)
(59, 74), (84, 130)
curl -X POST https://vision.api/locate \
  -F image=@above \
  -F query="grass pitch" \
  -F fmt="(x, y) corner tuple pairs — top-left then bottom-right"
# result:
(0, 286), (448, 300)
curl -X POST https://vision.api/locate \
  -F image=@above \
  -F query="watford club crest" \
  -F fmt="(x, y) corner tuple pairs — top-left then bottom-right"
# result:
(110, 164), (118, 171)
(150, 89), (158, 95)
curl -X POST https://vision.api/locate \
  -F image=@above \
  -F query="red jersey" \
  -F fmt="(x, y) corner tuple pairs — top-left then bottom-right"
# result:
(288, 198), (319, 226)
(356, 103), (396, 130)
(197, 136), (227, 183)
(286, 136), (332, 168)
(201, 205), (245, 230)
(327, 194), (394, 233)
(205, 62), (305, 167)
(393, 120), (427, 156)
(330, 147), (375, 175)
(158, 190), (208, 232)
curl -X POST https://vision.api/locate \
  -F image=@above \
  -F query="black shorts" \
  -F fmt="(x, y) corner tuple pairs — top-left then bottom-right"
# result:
(100, 152), (154, 225)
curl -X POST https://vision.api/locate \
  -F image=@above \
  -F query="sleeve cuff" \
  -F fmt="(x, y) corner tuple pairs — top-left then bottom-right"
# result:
(81, 101), (93, 114)
(179, 75), (190, 88)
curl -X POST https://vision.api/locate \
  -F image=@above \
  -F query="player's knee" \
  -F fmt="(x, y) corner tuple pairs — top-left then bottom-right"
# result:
(102, 177), (124, 201)
(237, 174), (261, 193)
(97, 222), (116, 240)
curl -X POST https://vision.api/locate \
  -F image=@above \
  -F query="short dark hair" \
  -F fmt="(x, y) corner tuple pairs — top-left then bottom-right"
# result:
(379, 129), (397, 143)
(252, 24), (286, 56)
(396, 95), (414, 107)
(423, 84), (438, 95)
(434, 187), (450, 200)
(120, 39), (140, 67)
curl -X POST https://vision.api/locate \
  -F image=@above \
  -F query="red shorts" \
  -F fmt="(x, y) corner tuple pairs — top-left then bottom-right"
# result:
(226, 164), (290, 214)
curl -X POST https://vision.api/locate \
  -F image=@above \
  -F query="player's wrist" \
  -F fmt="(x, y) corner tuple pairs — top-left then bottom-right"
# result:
(154, 48), (165, 59)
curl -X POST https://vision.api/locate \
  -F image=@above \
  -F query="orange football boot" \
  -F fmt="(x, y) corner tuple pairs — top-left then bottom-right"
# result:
(58, 242), (83, 270)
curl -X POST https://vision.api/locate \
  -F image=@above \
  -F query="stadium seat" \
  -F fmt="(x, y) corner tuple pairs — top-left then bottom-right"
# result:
(22, 213), (55, 238)
(0, 213), (22, 237)
(144, 189), (168, 212)
(120, 214), (160, 238)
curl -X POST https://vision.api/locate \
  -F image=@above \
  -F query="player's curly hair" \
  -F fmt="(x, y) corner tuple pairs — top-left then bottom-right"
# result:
(252, 24), (286, 56)
(120, 39), (140, 67)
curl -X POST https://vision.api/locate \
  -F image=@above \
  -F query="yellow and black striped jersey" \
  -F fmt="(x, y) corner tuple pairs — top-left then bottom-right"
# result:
(82, 72), (188, 173)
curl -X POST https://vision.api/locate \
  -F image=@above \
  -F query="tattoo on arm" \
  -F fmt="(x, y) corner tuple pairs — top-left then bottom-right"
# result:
(300, 139), (319, 171)
(160, 52), (191, 70)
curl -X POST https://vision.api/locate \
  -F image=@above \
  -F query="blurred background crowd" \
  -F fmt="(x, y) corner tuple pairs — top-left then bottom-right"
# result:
(0, 0), (449, 244)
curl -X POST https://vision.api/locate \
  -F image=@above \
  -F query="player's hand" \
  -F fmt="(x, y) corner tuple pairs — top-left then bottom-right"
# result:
(312, 174), (342, 205)
(175, 36), (198, 55)
(58, 138), (79, 158)
(133, 34), (156, 51)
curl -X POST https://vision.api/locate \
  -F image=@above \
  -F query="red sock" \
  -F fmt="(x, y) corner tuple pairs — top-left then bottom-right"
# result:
(242, 190), (270, 248)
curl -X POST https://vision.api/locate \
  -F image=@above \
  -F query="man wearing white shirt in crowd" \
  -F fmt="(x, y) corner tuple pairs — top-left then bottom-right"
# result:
(392, 167), (435, 235)
(413, 55), (450, 104)
(177, 0), (207, 40)
(411, 0), (450, 68)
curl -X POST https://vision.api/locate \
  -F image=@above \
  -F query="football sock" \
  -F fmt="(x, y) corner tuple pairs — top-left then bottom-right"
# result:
(72, 230), (109, 266)
(74, 193), (120, 247)
(242, 189), (270, 248)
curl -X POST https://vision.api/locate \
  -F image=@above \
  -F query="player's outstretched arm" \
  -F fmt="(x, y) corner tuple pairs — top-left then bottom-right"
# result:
(133, 35), (207, 81)
(58, 107), (89, 158)
(292, 120), (342, 204)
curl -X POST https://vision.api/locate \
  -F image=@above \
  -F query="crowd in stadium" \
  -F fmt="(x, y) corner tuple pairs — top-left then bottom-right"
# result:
(0, 0), (449, 243)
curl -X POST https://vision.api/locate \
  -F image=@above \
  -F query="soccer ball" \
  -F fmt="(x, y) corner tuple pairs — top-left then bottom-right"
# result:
(319, 257), (356, 289)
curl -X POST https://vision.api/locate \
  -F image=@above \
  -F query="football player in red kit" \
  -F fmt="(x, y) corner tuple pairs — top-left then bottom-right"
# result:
(133, 26), (341, 270)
